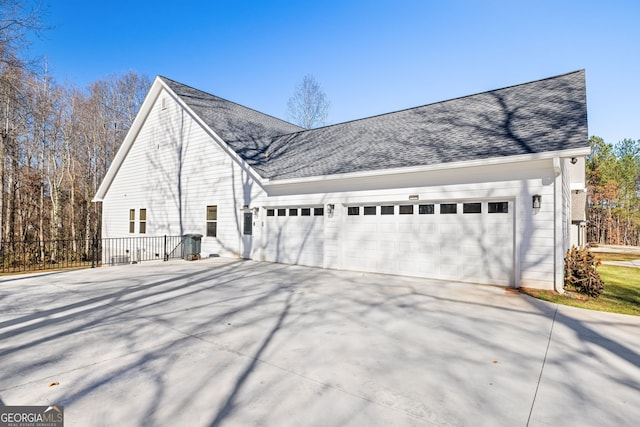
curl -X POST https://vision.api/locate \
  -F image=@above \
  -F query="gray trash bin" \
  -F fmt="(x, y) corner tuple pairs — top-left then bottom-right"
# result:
(183, 234), (202, 260)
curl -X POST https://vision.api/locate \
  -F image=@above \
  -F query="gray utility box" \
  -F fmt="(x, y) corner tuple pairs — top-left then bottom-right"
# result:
(183, 234), (202, 260)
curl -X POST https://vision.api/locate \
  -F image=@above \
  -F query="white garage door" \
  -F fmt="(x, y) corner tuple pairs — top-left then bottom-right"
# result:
(341, 201), (513, 285)
(263, 207), (325, 267)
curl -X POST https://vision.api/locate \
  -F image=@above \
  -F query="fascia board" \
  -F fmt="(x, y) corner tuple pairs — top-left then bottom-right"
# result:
(263, 146), (592, 187)
(93, 77), (164, 202)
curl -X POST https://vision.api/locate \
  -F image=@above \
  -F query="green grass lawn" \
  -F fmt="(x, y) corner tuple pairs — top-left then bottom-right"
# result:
(593, 252), (640, 262)
(523, 262), (640, 316)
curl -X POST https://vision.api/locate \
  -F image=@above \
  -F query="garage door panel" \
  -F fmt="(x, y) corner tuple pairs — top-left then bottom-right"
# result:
(265, 207), (324, 267)
(342, 200), (513, 286)
(439, 223), (458, 235)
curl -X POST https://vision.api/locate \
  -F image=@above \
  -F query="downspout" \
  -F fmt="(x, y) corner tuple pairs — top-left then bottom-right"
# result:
(553, 157), (564, 293)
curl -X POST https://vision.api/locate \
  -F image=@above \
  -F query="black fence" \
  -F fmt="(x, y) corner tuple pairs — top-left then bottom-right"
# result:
(0, 235), (185, 274)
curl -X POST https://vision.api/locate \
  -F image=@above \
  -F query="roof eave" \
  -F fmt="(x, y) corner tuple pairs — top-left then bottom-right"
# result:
(93, 76), (166, 202)
(93, 76), (270, 202)
(263, 146), (592, 187)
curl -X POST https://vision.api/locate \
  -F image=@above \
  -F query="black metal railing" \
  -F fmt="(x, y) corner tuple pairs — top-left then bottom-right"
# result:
(102, 235), (184, 265)
(0, 235), (185, 274)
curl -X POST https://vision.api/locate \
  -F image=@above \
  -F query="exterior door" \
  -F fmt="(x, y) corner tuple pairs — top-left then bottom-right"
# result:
(241, 211), (253, 259)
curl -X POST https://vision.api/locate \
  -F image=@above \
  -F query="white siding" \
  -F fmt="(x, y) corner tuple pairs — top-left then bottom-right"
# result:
(101, 93), (569, 291)
(102, 90), (266, 258)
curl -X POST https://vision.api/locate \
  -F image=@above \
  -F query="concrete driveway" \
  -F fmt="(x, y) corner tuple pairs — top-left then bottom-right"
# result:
(1, 259), (638, 426)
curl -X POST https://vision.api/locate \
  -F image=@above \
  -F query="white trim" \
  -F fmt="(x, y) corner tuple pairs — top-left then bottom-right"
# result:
(263, 147), (592, 187)
(93, 77), (269, 202)
(554, 169), (564, 293)
(93, 77), (164, 201)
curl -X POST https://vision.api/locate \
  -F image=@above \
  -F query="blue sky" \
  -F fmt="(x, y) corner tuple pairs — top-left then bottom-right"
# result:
(30, 0), (639, 144)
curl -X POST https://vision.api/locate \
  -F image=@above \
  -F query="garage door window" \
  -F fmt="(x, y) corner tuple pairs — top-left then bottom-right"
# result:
(314, 207), (324, 216)
(289, 208), (298, 216)
(440, 203), (457, 214)
(419, 204), (434, 214)
(301, 208), (311, 216)
(399, 205), (414, 215)
(277, 208), (286, 216)
(381, 205), (394, 215)
(489, 202), (509, 213)
(463, 203), (481, 214)
(348, 207), (360, 216)
(267, 209), (275, 216)
(364, 206), (376, 215)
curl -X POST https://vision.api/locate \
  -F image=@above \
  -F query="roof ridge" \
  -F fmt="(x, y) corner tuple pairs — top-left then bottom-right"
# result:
(281, 70), (586, 136)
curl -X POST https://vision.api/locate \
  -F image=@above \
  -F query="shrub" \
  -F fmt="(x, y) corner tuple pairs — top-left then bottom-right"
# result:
(564, 246), (604, 298)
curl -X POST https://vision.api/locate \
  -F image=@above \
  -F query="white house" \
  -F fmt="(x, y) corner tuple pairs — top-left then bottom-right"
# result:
(93, 70), (590, 291)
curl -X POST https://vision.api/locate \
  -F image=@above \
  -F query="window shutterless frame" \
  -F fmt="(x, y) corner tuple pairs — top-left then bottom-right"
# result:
(206, 205), (218, 237)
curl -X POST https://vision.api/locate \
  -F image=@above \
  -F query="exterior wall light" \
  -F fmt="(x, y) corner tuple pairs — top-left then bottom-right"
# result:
(327, 204), (335, 218)
(533, 195), (542, 214)
(252, 207), (259, 217)
(570, 157), (578, 164)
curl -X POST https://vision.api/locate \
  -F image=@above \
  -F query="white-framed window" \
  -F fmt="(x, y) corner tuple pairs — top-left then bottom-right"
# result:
(399, 205), (414, 215)
(440, 203), (457, 214)
(206, 205), (217, 237)
(463, 203), (481, 214)
(488, 202), (509, 213)
(419, 204), (434, 214)
(380, 205), (394, 215)
(139, 209), (147, 233)
(129, 209), (135, 233)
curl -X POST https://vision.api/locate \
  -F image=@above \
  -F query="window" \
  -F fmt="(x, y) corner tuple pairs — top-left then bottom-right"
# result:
(301, 208), (311, 216)
(364, 206), (376, 215)
(289, 208), (298, 216)
(463, 203), (481, 214)
(206, 205), (217, 237)
(488, 202), (509, 213)
(243, 212), (252, 235)
(314, 207), (324, 216)
(277, 208), (286, 216)
(440, 203), (457, 214)
(267, 209), (275, 216)
(129, 209), (135, 233)
(381, 205), (394, 215)
(139, 209), (147, 234)
(419, 204), (434, 214)
(399, 205), (414, 215)
(348, 206), (360, 216)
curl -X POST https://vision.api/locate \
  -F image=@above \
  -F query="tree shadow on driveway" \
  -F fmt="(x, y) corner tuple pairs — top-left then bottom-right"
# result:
(1, 259), (638, 426)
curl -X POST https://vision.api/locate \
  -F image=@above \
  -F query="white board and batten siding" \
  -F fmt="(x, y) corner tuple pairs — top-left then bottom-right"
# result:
(101, 90), (266, 259)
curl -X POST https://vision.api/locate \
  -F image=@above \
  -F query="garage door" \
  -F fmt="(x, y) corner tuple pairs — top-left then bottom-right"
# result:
(263, 207), (325, 267)
(341, 201), (513, 285)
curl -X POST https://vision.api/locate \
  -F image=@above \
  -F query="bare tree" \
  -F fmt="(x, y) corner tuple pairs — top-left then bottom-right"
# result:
(287, 74), (330, 129)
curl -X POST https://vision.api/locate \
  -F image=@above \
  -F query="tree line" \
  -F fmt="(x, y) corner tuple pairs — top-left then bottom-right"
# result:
(587, 136), (640, 246)
(2, 2), (639, 256)
(1, 1), (150, 258)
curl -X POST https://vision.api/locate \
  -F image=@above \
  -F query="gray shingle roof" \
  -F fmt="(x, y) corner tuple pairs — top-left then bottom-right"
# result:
(164, 71), (588, 181)
(160, 76), (304, 142)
